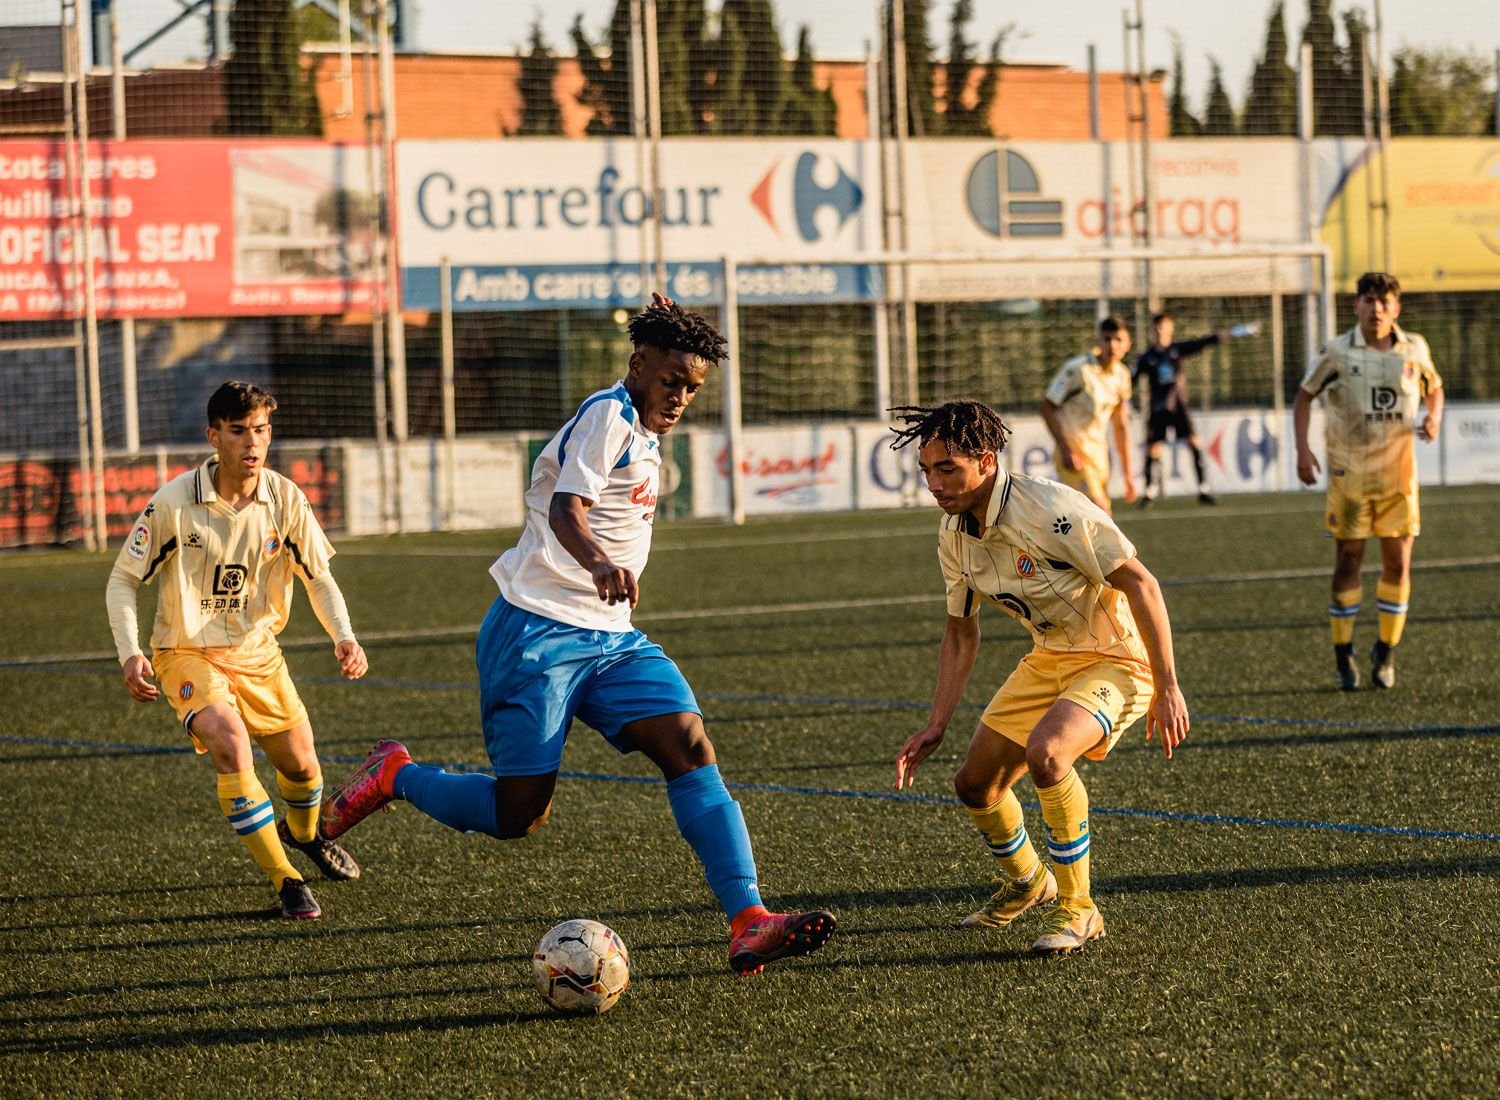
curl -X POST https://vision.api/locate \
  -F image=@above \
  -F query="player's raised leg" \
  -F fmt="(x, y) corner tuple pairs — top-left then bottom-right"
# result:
(190, 703), (318, 918)
(258, 721), (360, 880)
(954, 722), (1055, 929)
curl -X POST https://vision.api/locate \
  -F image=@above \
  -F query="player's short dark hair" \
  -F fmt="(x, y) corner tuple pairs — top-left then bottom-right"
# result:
(887, 400), (1010, 457)
(1099, 315), (1129, 336)
(1356, 271), (1401, 299)
(627, 299), (728, 364)
(207, 380), (277, 426)
(1151, 311), (1173, 325)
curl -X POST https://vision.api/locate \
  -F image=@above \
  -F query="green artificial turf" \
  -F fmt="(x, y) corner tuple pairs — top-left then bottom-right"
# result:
(2, 487), (1497, 1097)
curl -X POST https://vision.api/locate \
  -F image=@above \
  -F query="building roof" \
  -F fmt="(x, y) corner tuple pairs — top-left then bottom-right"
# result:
(1, 50), (1166, 142)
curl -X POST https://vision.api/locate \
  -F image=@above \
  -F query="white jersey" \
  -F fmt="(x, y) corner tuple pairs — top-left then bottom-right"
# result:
(492, 381), (661, 631)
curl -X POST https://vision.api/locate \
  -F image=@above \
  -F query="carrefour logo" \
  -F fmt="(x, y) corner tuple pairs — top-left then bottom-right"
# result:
(751, 153), (864, 242)
(965, 149), (1063, 239)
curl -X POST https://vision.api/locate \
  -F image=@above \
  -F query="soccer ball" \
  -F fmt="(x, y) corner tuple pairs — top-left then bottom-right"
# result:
(531, 919), (631, 1015)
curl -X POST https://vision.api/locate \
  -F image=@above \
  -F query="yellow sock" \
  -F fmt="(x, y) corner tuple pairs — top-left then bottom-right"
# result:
(1376, 580), (1410, 646)
(277, 770), (323, 844)
(1329, 585), (1361, 646)
(964, 790), (1042, 882)
(1036, 769), (1091, 907)
(217, 770), (300, 889)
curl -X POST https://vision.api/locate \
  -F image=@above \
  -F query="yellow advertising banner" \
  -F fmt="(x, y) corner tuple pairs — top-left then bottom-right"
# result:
(1321, 140), (1500, 292)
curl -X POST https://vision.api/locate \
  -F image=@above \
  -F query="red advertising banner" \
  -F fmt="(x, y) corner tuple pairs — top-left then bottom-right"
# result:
(0, 140), (379, 319)
(0, 446), (346, 549)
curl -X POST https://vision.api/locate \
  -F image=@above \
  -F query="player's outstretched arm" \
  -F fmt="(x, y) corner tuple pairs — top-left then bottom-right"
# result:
(1039, 399), (1083, 471)
(1292, 389), (1320, 485)
(549, 492), (639, 607)
(1105, 558), (1189, 759)
(896, 613), (980, 789)
(106, 566), (158, 702)
(304, 571), (366, 679)
(1419, 385), (1444, 442)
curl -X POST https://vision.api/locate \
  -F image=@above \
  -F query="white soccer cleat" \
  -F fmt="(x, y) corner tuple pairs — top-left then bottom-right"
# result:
(1031, 902), (1106, 955)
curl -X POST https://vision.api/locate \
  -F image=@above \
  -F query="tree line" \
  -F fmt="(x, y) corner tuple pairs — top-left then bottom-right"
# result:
(1173, 0), (1498, 137)
(223, 0), (1496, 138)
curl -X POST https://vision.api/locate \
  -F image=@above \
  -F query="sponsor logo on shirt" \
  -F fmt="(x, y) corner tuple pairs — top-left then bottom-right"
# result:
(1052, 516), (1072, 535)
(179, 681), (194, 701)
(126, 524), (151, 560)
(630, 477), (658, 521)
(186, 532), (203, 549)
(1015, 552), (1036, 577)
(264, 534), (281, 556)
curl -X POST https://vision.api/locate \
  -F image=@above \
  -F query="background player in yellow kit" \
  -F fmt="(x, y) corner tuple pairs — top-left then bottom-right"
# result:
(1293, 272), (1443, 691)
(1040, 315), (1137, 513)
(106, 380), (369, 919)
(889, 400), (1188, 956)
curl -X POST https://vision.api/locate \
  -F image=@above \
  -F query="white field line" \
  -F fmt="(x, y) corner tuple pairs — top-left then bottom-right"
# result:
(8, 554), (1499, 668)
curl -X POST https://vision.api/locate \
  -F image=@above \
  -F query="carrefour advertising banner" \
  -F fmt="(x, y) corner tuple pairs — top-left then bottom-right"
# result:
(397, 139), (883, 310)
(0, 141), (377, 319)
(1317, 139), (1500, 292)
(901, 139), (1313, 300)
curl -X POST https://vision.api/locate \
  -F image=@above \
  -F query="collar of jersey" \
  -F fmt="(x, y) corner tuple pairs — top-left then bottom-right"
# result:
(198, 457), (272, 504)
(951, 468), (1011, 537)
(1351, 322), (1408, 350)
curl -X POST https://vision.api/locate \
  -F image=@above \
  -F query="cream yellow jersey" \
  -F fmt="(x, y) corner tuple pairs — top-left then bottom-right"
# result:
(1300, 323), (1443, 500)
(110, 458), (337, 655)
(1044, 353), (1132, 472)
(937, 470), (1149, 665)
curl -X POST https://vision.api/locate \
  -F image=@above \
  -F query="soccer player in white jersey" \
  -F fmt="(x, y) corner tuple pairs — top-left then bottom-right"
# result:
(321, 294), (835, 975)
(106, 381), (369, 920)
(889, 400), (1188, 955)
(1294, 271), (1444, 691)
(1040, 315), (1138, 513)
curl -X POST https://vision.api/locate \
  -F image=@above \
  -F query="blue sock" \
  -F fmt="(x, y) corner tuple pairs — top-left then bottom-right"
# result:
(393, 764), (500, 837)
(666, 764), (763, 921)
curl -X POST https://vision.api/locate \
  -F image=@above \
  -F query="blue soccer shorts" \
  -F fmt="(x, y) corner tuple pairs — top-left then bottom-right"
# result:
(475, 595), (701, 776)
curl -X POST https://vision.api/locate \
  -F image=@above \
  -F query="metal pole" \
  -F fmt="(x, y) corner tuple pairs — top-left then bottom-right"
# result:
(376, 0), (407, 532)
(721, 257), (745, 526)
(1089, 44), (1111, 321)
(890, 0), (917, 407)
(1269, 255), (1286, 489)
(66, 2), (108, 549)
(439, 255), (456, 529)
(1298, 42), (1319, 368)
(109, 2), (140, 455)
(1373, 0), (1393, 272)
(60, 7), (92, 550)
(360, 0), (391, 532)
(629, 0), (650, 305)
(644, 0), (666, 293)
(1360, 30), (1377, 264)
(1133, 0), (1153, 308)
(866, 42), (891, 416)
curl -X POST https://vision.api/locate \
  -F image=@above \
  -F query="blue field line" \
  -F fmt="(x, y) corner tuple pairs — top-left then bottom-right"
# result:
(2, 733), (1497, 844)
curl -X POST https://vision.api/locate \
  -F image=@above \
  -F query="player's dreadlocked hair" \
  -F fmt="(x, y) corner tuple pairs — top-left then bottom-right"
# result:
(887, 400), (1010, 457)
(627, 299), (729, 364)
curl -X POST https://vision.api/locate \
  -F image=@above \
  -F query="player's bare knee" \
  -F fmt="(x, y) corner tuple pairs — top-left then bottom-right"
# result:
(953, 768), (998, 808)
(1025, 744), (1069, 787)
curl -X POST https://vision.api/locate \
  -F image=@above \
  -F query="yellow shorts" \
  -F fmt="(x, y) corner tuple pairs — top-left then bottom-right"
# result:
(153, 644), (308, 752)
(1324, 483), (1419, 540)
(981, 650), (1154, 762)
(1053, 454), (1109, 506)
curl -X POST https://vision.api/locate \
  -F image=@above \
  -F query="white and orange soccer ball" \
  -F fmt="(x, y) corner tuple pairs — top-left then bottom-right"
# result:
(531, 919), (631, 1015)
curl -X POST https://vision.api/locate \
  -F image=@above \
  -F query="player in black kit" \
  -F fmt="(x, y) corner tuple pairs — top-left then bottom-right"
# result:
(1134, 312), (1258, 507)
